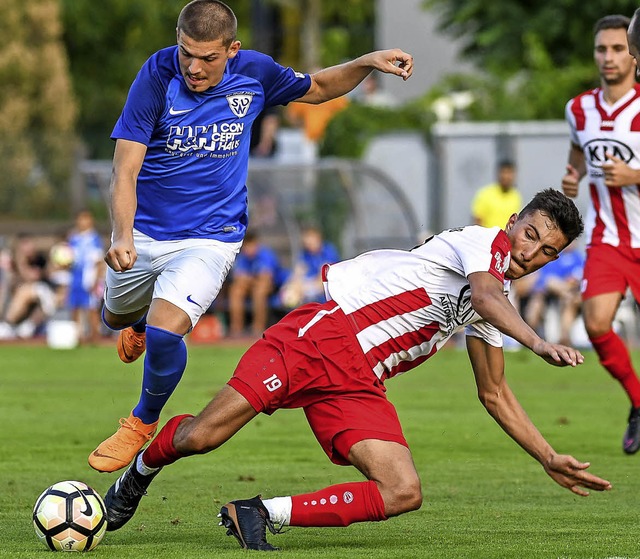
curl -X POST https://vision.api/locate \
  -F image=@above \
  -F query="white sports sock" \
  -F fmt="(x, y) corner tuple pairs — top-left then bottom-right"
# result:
(136, 452), (159, 476)
(262, 496), (292, 527)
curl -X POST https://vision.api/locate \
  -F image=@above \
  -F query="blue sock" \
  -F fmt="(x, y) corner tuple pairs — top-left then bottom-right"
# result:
(133, 325), (187, 424)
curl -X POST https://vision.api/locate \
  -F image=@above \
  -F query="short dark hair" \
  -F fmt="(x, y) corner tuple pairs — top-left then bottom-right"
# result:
(177, 0), (237, 45)
(497, 159), (515, 170)
(518, 188), (584, 245)
(630, 9), (640, 50)
(594, 14), (630, 35)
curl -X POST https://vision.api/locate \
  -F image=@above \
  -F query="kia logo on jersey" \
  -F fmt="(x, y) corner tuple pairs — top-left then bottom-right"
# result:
(583, 139), (634, 167)
(226, 93), (254, 118)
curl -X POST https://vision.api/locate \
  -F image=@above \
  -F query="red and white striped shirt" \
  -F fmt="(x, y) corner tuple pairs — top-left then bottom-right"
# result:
(566, 85), (640, 249)
(323, 226), (510, 380)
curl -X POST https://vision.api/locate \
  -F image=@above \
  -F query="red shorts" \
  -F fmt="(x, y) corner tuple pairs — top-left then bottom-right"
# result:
(581, 244), (640, 301)
(228, 300), (408, 465)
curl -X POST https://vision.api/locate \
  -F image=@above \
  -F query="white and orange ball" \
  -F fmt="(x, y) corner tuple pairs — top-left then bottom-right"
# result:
(33, 481), (107, 552)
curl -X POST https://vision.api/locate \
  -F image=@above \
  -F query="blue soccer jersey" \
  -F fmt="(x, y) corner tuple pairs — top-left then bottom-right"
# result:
(112, 47), (311, 242)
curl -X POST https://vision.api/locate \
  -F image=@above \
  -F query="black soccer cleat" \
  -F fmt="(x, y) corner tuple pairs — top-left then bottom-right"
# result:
(218, 495), (279, 551)
(623, 407), (640, 454)
(104, 451), (162, 531)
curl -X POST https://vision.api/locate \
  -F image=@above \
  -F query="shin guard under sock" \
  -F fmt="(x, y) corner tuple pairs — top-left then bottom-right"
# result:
(591, 330), (640, 407)
(133, 325), (187, 424)
(289, 481), (387, 527)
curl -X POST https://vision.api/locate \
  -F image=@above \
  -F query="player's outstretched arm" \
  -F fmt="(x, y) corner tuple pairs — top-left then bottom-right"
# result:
(296, 49), (413, 104)
(466, 336), (611, 496)
(468, 272), (583, 367)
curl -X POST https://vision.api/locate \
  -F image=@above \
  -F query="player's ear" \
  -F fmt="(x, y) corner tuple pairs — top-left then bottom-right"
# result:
(227, 40), (241, 59)
(505, 213), (518, 232)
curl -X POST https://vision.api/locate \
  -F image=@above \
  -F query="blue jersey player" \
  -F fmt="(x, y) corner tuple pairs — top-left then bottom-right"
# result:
(89, 0), (414, 473)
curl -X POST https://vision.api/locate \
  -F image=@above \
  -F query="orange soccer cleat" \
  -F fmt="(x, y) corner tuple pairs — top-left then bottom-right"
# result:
(117, 327), (146, 363)
(88, 413), (159, 473)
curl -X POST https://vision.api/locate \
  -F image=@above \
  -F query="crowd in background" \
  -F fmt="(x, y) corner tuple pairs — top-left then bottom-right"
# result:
(0, 211), (106, 344)
(1, 208), (634, 350)
(0, 215), (341, 345)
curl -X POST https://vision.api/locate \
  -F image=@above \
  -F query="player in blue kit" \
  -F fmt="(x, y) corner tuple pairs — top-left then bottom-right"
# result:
(89, 0), (414, 473)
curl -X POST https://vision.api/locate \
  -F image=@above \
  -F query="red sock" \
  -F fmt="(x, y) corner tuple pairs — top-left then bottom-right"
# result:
(290, 481), (387, 527)
(141, 414), (193, 468)
(591, 330), (640, 407)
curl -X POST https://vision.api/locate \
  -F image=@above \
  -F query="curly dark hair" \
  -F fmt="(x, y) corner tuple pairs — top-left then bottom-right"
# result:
(518, 188), (584, 245)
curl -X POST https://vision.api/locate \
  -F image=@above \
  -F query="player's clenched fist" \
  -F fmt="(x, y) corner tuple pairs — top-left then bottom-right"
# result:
(561, 164), (580, 198)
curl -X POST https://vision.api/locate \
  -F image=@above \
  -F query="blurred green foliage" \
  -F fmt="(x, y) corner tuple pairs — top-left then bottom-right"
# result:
(0, 0), (77, 219)
(321, 102), (435, 158)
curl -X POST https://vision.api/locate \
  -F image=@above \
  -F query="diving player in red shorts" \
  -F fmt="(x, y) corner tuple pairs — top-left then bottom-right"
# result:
(102, 190), (611, 550)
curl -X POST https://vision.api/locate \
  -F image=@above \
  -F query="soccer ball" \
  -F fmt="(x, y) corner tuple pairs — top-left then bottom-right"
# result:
(33, 481), (107, 552)
(49, 242), (74, 268)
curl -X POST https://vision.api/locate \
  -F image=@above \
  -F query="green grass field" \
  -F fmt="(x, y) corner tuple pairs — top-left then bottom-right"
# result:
(1, 342), (639, 559)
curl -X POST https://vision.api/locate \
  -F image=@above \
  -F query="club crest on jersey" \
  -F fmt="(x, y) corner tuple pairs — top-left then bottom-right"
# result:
(226, 92), (254, 118)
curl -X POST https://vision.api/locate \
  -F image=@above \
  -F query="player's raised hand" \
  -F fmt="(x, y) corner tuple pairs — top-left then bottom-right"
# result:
(561, 164), (580, 197)
(532, 339), (584, 367)
(543, 454), (612, 496)
(105, 237), (137, 272)
(367, 49), (413, 80)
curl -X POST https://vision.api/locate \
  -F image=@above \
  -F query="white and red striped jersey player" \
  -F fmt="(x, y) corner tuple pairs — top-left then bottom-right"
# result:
(323, 225), (511, 381)
(566, 84), (640, 249)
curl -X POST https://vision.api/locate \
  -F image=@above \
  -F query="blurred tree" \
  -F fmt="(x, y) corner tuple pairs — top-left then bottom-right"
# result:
(0, 0), (77, 219)
(61, 1), (183, 158)
(424, 0), (639, 76)
(275, 0), (374, 69)
(421, 0), (639, 121)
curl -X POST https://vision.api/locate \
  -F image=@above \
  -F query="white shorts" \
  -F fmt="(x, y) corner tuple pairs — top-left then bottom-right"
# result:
(104, 229), (241, 327)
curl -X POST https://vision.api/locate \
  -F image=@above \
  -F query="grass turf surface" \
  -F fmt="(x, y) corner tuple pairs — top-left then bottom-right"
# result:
(1, 342), (639, 558)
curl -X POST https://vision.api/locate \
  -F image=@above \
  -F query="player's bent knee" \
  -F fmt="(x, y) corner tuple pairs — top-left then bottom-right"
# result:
(175, 422), (224, 455)
(383, 476), (423, 516)
(397, 478), (423, 513)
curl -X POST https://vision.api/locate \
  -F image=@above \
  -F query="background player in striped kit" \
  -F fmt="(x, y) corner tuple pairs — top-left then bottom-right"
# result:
(562, 14), (640, 454)
(102, 189), (611, 551)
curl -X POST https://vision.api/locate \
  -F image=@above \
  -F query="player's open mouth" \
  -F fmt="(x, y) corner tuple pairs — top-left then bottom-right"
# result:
(186, 74), (205, 85)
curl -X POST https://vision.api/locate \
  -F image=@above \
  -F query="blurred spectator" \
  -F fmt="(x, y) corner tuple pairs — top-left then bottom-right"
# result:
(286, 94), (349, 159)
(228, 230), (287, 338)
(352, 73), (398, 108)
(278, 225), (340, 309)
(248, 107), (281, 229)
(525, 241), (585, 346)
(472, 159), (522, 228)
(250, 106), (281, 158)
(67, 210), (105, 344)
(0, 237), (12, 318)
(0, 235), (68, 339)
